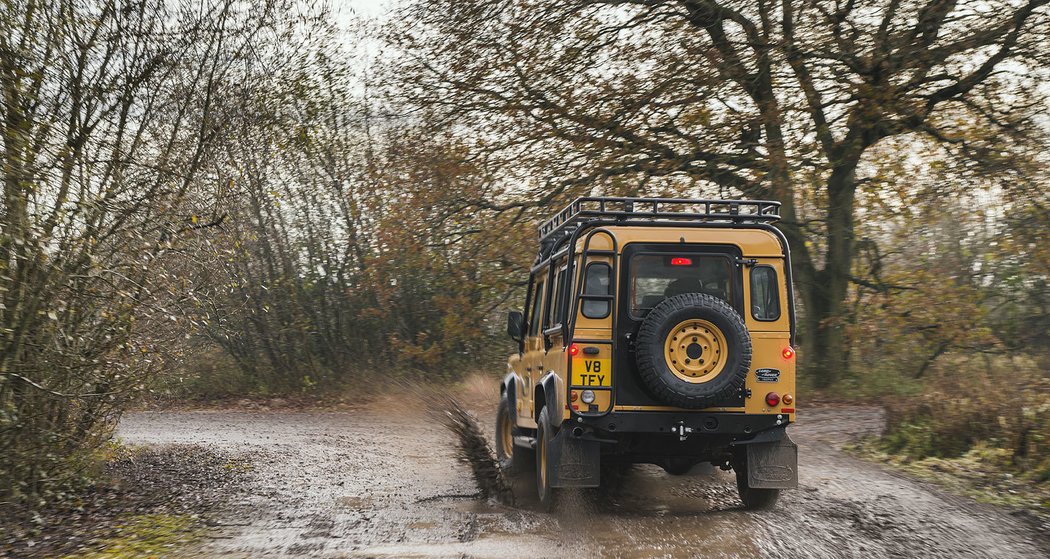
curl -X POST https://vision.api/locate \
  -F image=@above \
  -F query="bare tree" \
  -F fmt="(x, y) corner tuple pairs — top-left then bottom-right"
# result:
(0, 0), (300, 501)
(390, 0), (1050, 386)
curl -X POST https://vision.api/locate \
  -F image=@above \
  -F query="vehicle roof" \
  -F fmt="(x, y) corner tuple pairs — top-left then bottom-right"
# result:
(534, 197), (785, 265)
(599, 226), (786, 258)
(538, 197), (780, 244)
(532, 226), (786, 270)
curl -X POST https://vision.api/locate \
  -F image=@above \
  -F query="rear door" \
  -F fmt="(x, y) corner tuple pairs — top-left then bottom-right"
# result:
(615, 243), (747, 408)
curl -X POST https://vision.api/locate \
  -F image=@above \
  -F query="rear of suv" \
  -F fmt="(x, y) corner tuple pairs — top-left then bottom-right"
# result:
(499, 197), (797, 510)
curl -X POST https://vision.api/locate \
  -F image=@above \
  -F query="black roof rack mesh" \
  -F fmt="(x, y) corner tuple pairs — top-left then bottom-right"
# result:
(537, 197), (781, 243)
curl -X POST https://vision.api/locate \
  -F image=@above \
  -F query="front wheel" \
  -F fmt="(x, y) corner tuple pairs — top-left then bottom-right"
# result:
(496, 395), (532, 475)
(734, 452), (780, 510)
(535, 406), (559, 511)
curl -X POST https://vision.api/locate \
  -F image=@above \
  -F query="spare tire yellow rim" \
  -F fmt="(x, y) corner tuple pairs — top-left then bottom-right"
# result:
(664, 318), (728, 383)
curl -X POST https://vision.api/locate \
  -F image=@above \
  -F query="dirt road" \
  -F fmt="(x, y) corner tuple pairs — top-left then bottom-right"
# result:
(117, 396), (1047, 559)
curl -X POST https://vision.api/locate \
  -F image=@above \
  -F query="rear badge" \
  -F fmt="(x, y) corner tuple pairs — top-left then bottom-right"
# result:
(755, 368), (781, 382)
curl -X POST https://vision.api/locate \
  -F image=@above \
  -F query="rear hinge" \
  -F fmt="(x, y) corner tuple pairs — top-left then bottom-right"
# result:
(735, 257), (757, 267)
(624, 332), (636, 352)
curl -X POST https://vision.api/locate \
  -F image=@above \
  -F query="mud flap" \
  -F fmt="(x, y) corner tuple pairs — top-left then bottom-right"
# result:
(746, 433), (798, 489)
(547, 427), (600, 488)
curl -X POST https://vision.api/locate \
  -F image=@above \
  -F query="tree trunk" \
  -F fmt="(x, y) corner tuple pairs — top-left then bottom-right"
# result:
(800, 163), (858, 388)
(801, 275), (850, 388)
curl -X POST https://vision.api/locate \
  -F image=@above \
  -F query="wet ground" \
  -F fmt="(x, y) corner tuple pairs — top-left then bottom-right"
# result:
(116, 398), (1049, 559)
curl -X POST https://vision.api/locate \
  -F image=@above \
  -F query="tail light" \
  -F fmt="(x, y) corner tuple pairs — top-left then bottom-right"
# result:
(765, 392), (780, 407)
(569, 343), (580, 356)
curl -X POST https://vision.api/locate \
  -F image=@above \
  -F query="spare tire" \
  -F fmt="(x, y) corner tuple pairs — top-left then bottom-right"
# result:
(635, 293), (751, 409)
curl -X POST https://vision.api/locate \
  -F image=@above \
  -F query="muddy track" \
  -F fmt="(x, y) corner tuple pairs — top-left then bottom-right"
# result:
(117, 401), (1047, 558)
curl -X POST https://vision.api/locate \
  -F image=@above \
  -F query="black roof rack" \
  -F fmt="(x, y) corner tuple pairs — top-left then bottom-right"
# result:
(538, 197), (781, 243)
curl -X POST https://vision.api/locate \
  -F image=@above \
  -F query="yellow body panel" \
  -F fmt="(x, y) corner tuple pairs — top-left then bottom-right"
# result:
(584, 227), (785, 258)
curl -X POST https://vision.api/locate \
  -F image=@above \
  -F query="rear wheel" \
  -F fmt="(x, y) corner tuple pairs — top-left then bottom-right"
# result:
(496, 395), (532, 475)
(733, 452), (780, 510)
(535, 406), (559, 511)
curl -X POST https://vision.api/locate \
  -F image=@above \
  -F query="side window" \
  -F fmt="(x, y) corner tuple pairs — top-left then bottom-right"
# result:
(529, 278), (546, 336)
(548, 266), (567, 329)
(750, 265), (780, 321)
(556, 268), (568, 325)
(582, 263), (611, 319)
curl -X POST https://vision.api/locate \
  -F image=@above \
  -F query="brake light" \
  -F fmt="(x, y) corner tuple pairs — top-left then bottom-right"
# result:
(782, 346), (795, 360)
(569, 343), (580, 356)
(670, 257), (693, 266)
(765, 392), (780, 407)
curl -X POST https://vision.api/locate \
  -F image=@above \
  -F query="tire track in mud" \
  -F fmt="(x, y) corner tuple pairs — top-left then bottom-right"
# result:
(117, 403), (1047, 558)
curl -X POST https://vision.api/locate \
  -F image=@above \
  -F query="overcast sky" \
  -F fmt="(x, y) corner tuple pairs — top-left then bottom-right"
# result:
(333, 0), (393, 19)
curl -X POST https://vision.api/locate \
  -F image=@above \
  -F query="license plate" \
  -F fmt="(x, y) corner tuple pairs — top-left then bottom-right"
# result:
(572, 358), (611, 387)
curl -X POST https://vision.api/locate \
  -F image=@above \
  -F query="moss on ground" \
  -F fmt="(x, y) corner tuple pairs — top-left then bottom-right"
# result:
(847, 439), (1050, 515)
(58, 513), (204, 559)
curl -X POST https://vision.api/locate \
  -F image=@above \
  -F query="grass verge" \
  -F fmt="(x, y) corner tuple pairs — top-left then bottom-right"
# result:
(58, 513), (204, 559)
(1, 445), (246, 558)
(840, 352), (1049, 530)
(847, 439), (1050, 530)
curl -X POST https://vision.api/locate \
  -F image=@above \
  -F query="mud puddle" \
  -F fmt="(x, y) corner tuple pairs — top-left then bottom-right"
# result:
(116, 397), (1049, 558)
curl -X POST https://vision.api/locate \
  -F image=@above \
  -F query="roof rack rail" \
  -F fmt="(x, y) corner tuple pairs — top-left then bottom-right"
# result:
(537, 197), (781, 243)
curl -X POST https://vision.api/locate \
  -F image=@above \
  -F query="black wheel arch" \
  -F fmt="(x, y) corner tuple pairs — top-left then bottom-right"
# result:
(501, 371), (518, 418)
(534, 371), (561, 429)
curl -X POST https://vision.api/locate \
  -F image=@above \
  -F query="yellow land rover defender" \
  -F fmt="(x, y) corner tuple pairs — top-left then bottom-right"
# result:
(499, 198), (797, 510)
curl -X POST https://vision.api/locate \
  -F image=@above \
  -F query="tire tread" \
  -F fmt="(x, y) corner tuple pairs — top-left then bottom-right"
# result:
(634, 293), (751, 409)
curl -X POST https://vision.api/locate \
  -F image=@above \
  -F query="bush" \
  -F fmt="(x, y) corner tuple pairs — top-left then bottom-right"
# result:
(879, 353), (1050, 482)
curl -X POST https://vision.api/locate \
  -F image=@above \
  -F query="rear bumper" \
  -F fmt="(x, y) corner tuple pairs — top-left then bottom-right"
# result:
(575, 410), (790, 437)
(549, 412), (797, 488)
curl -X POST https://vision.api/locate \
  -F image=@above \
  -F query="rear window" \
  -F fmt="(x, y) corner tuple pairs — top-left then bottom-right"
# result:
(750, 265), (780, 321)
(629, 254), (733, 315)
(581, 263), (611, 319)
